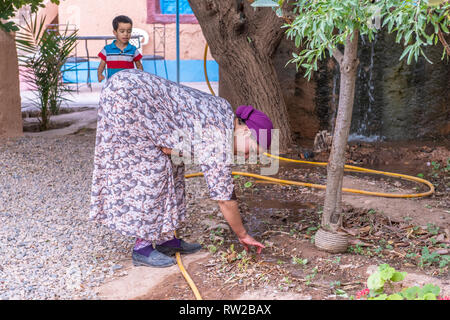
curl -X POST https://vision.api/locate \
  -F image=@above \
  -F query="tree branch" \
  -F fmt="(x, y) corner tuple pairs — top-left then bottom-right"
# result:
(332, 48), (344, 65)
(438, 27), (450, 56)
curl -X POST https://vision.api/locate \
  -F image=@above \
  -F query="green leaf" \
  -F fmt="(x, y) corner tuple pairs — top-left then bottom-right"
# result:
(422, 293), (437, 300)
(335, 289), (347, 296)
(420, 284), (440, 296)
(367, 272), (384, 291)
(369, 294), (388, 300)
(387, 293), (404, 300)
(379, 265), (395, 281)
(401, 286), (420, 300)
(295, 35), (301, 47)
(391, 271), (407, 282)
(399, 45), (413, 61)
(244, 182), (253, 188)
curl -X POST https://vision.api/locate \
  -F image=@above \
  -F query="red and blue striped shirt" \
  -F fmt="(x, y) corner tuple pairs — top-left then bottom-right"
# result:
(98, 40), (142, 78)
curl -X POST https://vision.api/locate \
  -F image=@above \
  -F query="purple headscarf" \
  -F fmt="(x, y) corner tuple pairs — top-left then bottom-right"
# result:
(235, 105), (273, 149)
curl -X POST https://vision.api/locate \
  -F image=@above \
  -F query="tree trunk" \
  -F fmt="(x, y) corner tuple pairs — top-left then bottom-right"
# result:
(188, 0), (293, 151)
(0, 29), (23, 138)
(321, 31), (360, 232)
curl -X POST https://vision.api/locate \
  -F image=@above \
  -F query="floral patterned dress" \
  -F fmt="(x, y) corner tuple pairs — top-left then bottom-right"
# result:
(90, 69), (235, 242)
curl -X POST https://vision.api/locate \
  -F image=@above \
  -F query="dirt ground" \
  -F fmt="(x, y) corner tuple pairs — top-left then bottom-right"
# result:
(97, 139), (450, 300)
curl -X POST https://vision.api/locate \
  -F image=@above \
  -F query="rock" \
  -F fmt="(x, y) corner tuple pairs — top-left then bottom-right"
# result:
(434, 249), (449, 255)
(112, 264), (123, 271)
(435, 234), (445, 243)
(201, 219), (230, 232)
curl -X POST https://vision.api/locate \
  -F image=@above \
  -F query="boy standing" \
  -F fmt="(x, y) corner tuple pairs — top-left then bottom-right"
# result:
(97, 15), (143, 82)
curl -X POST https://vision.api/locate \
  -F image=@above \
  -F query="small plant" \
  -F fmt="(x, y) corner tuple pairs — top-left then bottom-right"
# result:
(212, 227), (224, 236)
(358, 264), (446, 300)
(374, 246), (383, 255)
(431, 161), (441, 171)
(208, 244), (217, 254)
(426, 223), (440, 235)
(306, 226), (319, 235)
(403, 216), (413, 223)
(283, 276), (292, 285)
(16, 13), (77, 130)
(209, 230), (224, 246)
(431, 161), (441, 178)
(222, 243), (250, 265)
(445, 158), (450, 173)
(292, 256), (308, 266)
(419, 247), (450, 268)
(348, 244), (364, 255)
(366, 264), (406, 297)
(406, 252), (417, 259)
(335, 288), (348, 298)
(330, 280), (341, 288)
(317, 207), (323, 216)
(305, 267), (318, 286)
(237, 251), (251, 271)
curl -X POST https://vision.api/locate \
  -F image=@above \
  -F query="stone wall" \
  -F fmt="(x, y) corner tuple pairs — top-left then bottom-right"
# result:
(271, 30), (450, 142)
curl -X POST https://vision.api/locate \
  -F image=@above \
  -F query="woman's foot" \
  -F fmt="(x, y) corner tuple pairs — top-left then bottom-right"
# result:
(155, 238), (202, 256)
(132, 249), (176, 268)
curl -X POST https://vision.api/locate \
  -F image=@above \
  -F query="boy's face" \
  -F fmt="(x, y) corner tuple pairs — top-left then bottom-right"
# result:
(113, 22), (132, 45)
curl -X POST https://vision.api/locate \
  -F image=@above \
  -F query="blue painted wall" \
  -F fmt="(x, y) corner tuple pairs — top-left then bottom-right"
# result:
(160, 0), (193, 14)
(62, 60), (219, 83)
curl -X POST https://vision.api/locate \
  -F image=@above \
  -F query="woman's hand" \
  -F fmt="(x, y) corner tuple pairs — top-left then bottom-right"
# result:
(218, 200), (265, 254)
(160, 147), (172, 155)
(238, 233), (266, 254)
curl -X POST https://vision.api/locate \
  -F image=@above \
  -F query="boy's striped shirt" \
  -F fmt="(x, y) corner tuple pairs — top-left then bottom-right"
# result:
(98, 40), (142, 78)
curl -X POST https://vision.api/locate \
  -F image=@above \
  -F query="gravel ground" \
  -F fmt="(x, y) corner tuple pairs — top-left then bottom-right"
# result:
(0, 130), (212, 300)
(0, 133), (114, 298)
(0, 132), (125, 299)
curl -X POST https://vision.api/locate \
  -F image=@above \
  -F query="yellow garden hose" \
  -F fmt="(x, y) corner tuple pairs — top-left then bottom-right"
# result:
(173, 43), (435, 300)
(174, 231), (203, 300)
(259, 153), (435, 198)
(203, 43), (216, 98)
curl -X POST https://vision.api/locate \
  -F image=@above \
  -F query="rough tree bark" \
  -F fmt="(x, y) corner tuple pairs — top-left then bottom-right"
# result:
(0, 29), (23, 139)
(321, 31), (360, 233)
(188, 0), (293, 151)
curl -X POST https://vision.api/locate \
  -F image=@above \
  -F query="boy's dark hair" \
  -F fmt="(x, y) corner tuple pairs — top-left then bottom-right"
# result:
(113, 15), (133, 31)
